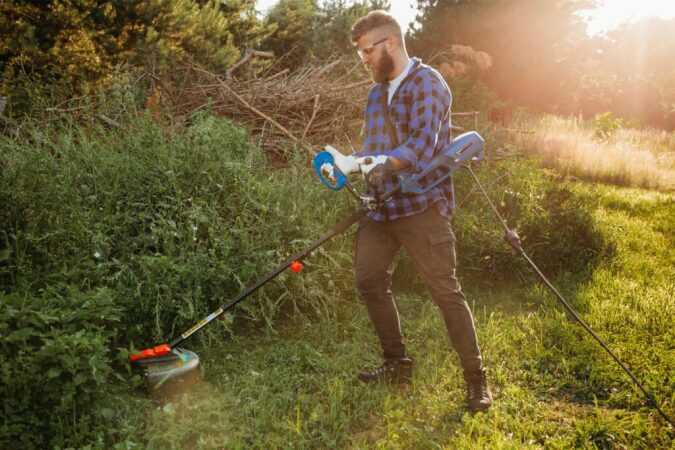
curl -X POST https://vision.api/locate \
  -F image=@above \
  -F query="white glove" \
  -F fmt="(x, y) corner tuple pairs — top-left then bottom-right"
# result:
(355, 155), (389, 175)
(355, 155), (392, 185)
(323, 145), (360, 178)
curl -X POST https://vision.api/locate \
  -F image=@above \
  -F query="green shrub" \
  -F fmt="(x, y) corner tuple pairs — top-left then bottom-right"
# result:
(0, 105), (356, 344)
(0, 0), (263, 96)
(395, 155), (608, 290)
(591, 112), (623, 140)
(0, 284), (121, 448)
(455, 156), (607, 282)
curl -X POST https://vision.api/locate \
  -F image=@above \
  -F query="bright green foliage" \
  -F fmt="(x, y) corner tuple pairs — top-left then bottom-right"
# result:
(0, 0), (265, 95)
(0, 107), (354, 347)
(592, 111), (623, 140)
(262, 0), (318, 64)
(0, 284), (122, 448)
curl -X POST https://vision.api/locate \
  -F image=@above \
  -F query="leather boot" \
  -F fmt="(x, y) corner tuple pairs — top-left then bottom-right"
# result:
(357, 357), (413, 384)
(464, 368), (493, 412)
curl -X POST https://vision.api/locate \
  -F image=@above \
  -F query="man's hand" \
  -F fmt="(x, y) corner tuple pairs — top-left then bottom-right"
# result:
(356, 155), (392, 185)
(323, 145), (360, 179)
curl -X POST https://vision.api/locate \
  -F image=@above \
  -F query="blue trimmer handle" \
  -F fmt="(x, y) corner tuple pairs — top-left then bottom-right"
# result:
(401, 131), (485, 195)
(313, 151), (348, 190)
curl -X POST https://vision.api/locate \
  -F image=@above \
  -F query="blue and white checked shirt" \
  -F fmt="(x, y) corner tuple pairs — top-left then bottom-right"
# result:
(354, 58), (455, 221)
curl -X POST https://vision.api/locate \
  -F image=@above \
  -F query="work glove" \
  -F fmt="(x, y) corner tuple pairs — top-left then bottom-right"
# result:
(322, 145), (360, 180)
(356, 155), (392, 186)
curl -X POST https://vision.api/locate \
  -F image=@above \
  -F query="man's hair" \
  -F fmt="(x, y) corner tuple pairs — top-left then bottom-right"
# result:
(351, 10), (403, 44)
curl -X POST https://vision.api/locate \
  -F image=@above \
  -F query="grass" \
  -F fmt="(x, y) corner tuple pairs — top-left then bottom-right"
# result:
(505, 114), (675, 191)
(109, 181), (673, 449)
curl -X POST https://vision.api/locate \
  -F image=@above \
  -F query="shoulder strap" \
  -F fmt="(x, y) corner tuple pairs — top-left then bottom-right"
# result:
(380, 87), (399, 149)
(381, 66), (425, 150)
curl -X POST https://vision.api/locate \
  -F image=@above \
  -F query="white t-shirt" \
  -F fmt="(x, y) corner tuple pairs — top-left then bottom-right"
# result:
(388, 58), (414, 105)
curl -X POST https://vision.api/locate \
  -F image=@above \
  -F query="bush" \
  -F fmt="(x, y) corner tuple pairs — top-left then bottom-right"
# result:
(0, 284), (122, 448)
(591, 112), (623, 140)
(394, 154), (608, 290)
(0, 101), (357, 340)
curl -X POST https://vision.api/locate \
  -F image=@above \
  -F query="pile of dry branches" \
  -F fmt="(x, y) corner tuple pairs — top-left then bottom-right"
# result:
(172, 53), (372, 156)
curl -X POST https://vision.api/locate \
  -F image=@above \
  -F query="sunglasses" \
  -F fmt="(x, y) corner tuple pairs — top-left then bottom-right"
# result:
(357, 37), (390, 60)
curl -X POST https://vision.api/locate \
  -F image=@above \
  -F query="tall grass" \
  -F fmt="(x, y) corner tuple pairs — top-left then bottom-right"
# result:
(507, 115), (675, 191)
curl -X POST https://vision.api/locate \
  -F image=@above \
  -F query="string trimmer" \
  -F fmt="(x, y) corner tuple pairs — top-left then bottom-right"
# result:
(129, 130), (672, 426)
(128, 131), (485, 395)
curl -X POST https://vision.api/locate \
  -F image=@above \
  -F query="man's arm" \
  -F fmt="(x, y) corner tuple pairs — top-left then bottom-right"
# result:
(388, 71), (451, 171)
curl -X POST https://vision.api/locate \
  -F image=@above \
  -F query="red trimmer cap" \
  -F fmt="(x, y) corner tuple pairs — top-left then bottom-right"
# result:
(129, 343), (171, 361)
(290, 261), (303, 273)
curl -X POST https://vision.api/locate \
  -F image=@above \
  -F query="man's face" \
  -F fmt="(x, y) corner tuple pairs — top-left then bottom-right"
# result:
(356, 32), (394, 83)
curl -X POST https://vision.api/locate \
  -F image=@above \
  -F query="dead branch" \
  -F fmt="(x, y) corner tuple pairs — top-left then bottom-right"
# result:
(99, 114), (120, 128)
(335, 79), (372, 92)
(197, 67), (310, 154)
(302, 94), (320, 141)
(226, 50), (275, 81)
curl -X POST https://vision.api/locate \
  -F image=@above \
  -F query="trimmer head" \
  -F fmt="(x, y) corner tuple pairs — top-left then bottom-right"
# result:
(131, 346), (200, 397)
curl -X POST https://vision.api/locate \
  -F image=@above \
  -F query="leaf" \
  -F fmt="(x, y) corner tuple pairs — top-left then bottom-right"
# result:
(47, 368), (61, 378)
(74, 372), (88, 386)
(7, 327), (34, 343)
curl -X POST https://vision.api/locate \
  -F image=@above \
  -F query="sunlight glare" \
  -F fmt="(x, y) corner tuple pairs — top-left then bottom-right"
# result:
(579, 0), (675, 35)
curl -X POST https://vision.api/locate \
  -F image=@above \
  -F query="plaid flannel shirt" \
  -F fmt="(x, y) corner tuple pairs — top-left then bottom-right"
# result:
(354, 58), (454, 221)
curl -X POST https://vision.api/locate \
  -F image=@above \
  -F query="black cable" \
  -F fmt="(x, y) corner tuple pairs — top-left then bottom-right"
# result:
(463, 165), (674, 427)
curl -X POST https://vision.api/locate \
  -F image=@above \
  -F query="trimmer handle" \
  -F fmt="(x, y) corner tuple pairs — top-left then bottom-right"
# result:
(313, 151), (348, 190)
(401, 131), (485, 195)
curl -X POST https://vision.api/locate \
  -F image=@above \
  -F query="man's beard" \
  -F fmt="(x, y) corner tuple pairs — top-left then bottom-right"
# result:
(372, 49), (395, 83)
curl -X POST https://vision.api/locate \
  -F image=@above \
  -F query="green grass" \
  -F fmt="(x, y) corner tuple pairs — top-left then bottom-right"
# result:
(108, 182), (673, 449)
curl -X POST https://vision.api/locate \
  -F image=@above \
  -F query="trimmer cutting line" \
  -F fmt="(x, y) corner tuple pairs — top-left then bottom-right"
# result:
(129, 132), (674, 427)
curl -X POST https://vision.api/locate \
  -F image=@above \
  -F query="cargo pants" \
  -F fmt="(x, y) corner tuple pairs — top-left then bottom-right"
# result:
(355, 204), (483, 372)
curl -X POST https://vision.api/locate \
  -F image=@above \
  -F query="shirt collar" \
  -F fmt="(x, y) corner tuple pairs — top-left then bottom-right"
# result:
(390, 58), (414, 88)
(386, 58), (416, 104)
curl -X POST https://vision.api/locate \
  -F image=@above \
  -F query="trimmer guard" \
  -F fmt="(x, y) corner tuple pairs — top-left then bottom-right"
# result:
(132, 347), (200, 395)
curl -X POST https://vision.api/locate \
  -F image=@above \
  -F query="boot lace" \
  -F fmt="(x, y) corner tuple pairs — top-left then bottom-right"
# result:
(468, 380), (487, 400)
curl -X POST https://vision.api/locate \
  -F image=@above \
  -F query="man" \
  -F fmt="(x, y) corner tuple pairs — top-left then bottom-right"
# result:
(325, 10), (492, 413)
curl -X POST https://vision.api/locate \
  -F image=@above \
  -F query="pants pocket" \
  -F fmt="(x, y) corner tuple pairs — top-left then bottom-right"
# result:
(428, 229), (457, 276)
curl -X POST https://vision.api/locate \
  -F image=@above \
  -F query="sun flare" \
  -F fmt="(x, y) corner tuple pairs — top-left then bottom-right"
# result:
(579, 0), (675, 35)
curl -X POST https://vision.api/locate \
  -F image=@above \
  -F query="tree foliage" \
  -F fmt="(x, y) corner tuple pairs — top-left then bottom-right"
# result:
(0, 0), (266, 90)
(261, 0), (387, 67)
(408, 0), (675, 128)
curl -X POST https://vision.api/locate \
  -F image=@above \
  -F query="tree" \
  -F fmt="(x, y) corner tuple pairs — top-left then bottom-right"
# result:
(409, 0), (593, 114)
(261, 0), (387, 67)
(0, 0), (267, 92)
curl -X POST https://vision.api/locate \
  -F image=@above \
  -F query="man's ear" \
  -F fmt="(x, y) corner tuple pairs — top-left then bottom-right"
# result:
(386, 35), (397, 52)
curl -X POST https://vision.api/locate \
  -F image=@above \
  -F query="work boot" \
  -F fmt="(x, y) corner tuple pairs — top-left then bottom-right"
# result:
(357, 357), (413, 384)
(464, 368), (493, 413)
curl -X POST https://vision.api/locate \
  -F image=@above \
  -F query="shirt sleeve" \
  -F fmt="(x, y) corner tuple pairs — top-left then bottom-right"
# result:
(389, 71), (451, 171)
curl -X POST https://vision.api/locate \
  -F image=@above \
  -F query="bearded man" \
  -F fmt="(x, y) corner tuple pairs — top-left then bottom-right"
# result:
(325, 10), (492, 413)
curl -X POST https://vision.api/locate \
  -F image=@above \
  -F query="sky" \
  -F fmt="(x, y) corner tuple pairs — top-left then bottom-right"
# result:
(255, 0), (675, 36)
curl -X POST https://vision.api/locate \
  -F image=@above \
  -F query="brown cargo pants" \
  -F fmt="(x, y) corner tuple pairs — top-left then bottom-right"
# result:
(355, 204), (483, 372)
